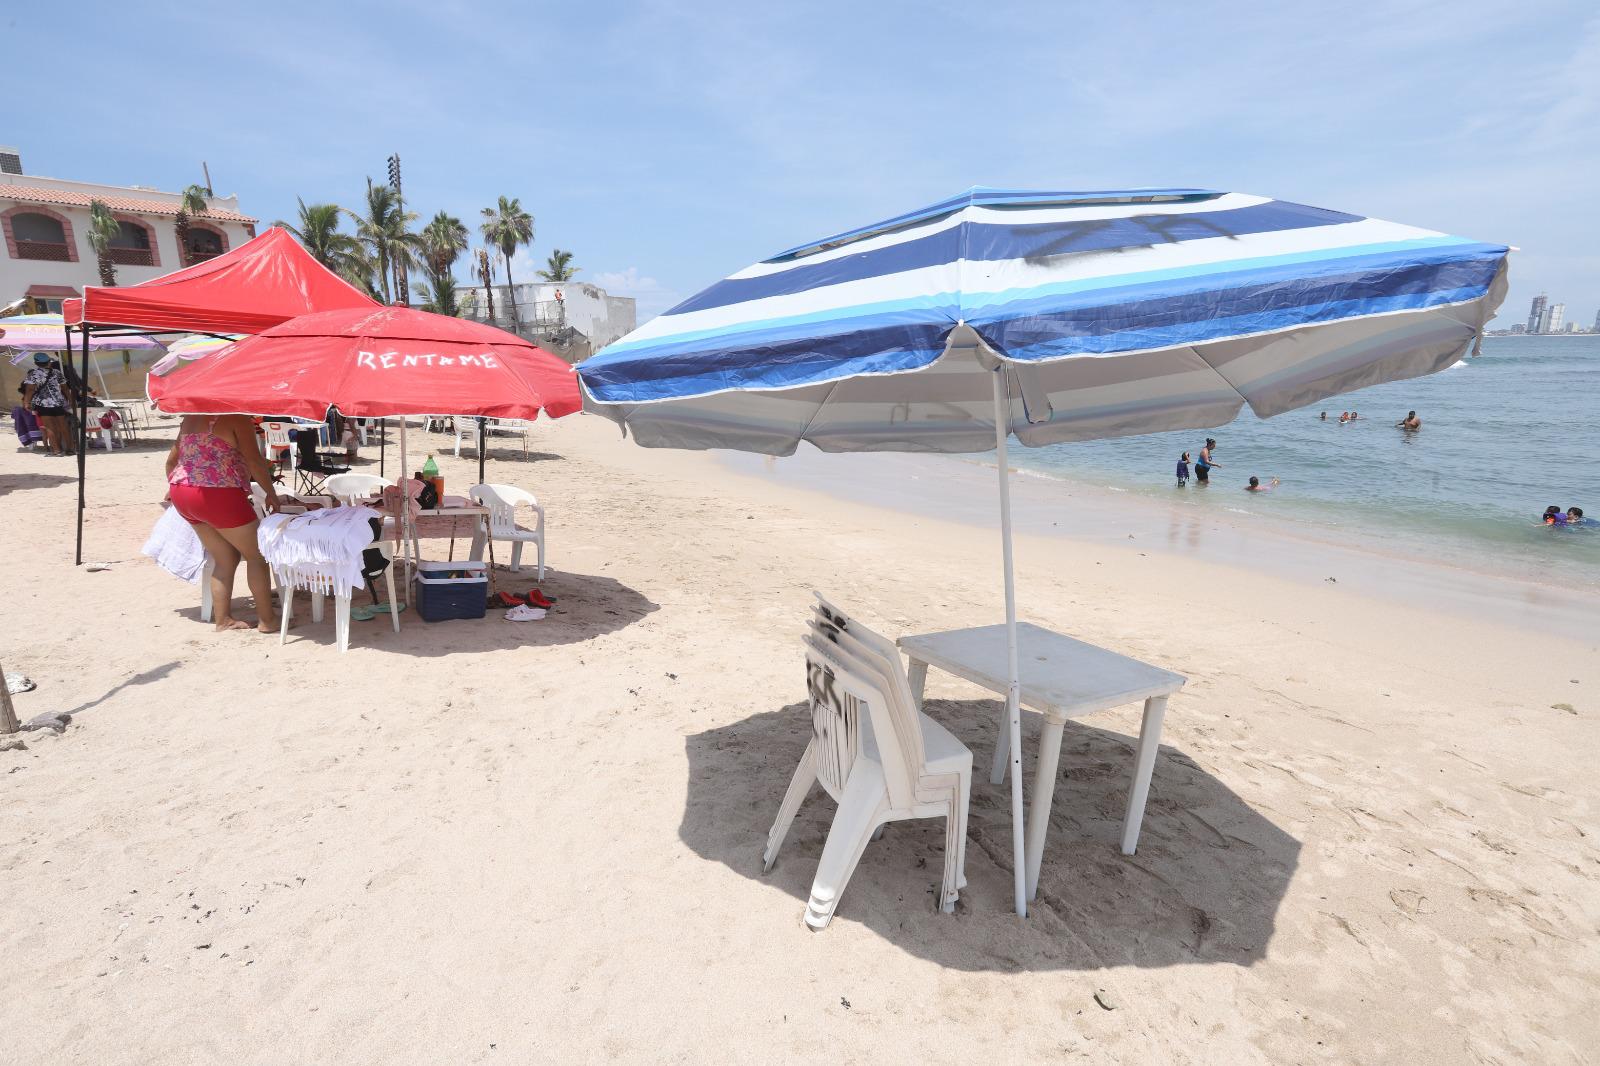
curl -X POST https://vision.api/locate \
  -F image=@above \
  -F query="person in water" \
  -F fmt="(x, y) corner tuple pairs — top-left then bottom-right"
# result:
(1543, 506), (1567, 526)
(164, 413), (284, 632)
(1338, 411), (1350, 424)
(1195, 439), (1219, 483)
(1349, 410), (1360, 420)
(1320, 412), (1328, 421)
(1397, 410), (1422, 430)
(1568, 507), (1587, 524)
(1176, 451), (1190, 486)
(1246, 476), (1280, 492)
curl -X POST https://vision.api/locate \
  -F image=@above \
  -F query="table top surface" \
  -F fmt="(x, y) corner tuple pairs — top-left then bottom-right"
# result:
(898, 621), (1185, 721)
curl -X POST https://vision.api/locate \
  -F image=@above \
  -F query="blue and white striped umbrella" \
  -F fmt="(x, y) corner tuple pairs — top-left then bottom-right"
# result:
(581, 188), (1508, 451)
(579, 188), (1510, 918)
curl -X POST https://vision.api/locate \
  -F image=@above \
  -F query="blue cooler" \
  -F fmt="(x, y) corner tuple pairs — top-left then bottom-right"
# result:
(416, 561), (488, 621)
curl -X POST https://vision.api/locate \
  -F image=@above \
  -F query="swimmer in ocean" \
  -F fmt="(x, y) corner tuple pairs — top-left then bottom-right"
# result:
(1396, 410), (1422, 430)
(1339, 411), (1351, 424)
(1543, 506), (1567, 526)
(1246, 476), (1280, 492)
(1567, 506), (1588, 526)
(1176, 451), (1190, 487)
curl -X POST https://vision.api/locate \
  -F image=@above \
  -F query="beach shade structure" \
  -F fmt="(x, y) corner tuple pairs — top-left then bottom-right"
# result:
(149, 305), (583, 485)
(148, 333), (240, 376)
(57, 226), (379, 564)
(578, 187), (1511, 917)
(3, 311), (168, 398)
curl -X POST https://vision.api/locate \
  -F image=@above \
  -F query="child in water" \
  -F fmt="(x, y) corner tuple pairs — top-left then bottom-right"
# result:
(1176, 451), (1190, 486)
(1246, 476), (1280, 492)
(1543, 506), (1567, 526)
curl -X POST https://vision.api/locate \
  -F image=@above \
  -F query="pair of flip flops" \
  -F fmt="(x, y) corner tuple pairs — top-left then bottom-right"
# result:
(490, 589), (556, 610)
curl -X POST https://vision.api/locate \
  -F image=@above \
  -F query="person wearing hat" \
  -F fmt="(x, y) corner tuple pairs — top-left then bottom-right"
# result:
(22, 352), (73, 457)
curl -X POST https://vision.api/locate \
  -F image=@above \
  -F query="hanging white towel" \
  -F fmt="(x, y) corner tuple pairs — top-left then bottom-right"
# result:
(258, 506), (380, 594)
(142, 505), (207, 585)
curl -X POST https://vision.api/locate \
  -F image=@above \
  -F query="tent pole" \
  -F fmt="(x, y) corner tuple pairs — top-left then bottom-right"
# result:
(991, 365), (1027, 918)
(379, 418), (386, 478)
(477, 417), (486, 485)
(75, 327), (90, 566)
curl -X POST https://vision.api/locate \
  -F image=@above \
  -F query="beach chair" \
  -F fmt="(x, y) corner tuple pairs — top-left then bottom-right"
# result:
(469, 483), (546, 579)
(262, 422), (295, 471)
(763, 595), (972, 929)
(325, 472), (391, 506)
(292, 429), (348, 495)
(277, 530), (401, 653)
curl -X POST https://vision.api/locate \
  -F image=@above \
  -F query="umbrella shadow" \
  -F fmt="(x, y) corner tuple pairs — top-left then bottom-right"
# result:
(0, 472), (76, 496)
(260, 566), (657, 656)
(681, 698), (1299, 971)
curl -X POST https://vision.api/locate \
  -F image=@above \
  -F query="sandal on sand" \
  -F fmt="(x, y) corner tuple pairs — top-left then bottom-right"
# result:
(524, 589), (554, 609)
(374, 602), (406, 615)
(350, 605), (380, 622)
(491, 591), (523, 609)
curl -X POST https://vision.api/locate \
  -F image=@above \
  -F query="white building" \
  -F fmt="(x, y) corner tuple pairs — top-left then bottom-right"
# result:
(1546, 303), (1564, 333)
(0, 149), (257, 314)
(457, 279), (636, 362)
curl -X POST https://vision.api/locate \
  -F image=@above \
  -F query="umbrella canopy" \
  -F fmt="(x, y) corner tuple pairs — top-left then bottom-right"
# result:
(149, 306), (582, 421)
(3, 313), (164, 363)
(579, 187), (1511, 919)
(64, 227), (378, 334)
(149, 334), (240, 376)
(582, 188), (1509, 452)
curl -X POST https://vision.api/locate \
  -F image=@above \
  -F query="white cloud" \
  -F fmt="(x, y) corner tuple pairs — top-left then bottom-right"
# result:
(591, 268), (681, 321)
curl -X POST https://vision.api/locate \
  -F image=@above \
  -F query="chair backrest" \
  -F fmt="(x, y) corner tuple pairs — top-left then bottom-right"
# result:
(469, 483), (536, 536)
(263, 422), (292, 448)
(325, 472), (390, 505)
(809, 595), (927, 797)
(802, 633), (887, 801)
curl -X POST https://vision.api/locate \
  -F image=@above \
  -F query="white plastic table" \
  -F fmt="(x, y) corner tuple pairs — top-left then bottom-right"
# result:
(898, 622), (1186, 901)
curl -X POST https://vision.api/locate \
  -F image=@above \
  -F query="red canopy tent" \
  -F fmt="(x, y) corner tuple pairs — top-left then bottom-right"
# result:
(62, 228), (379, 563)
(64, 226), (377, 334)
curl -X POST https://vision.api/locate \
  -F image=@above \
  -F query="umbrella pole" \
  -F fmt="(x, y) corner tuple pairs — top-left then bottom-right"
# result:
(75, 327), (90, 566)
(477, 417), (486, 485)
(380, 417), (386, 478)
(991, 366), (1028, 918)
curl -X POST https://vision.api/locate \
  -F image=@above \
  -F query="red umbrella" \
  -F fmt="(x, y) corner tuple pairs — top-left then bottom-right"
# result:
(149, 306), (580, 421)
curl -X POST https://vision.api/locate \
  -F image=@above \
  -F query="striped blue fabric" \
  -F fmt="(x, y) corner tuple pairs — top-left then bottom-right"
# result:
(578, 188), (1510, 455)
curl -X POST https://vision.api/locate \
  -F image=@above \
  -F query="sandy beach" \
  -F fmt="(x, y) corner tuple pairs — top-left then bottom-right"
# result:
(2, 415), (1596, 1065)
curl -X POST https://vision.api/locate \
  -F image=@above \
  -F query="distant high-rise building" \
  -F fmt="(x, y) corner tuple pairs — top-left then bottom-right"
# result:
(1548, 303), (1565, 333)
(1509, 323), (1526, 334)
(1593, 308), (1600, 333)
(1528, 294), (1548, 332)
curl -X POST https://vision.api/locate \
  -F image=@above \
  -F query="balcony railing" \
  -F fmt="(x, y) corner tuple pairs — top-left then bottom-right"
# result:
(15, 240), (70, 262)
(184, 249), (220, 265)
(107, 247), (154, 266)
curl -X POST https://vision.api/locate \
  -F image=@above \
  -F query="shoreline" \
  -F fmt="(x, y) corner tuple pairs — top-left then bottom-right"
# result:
(715, 445), (1596, 638)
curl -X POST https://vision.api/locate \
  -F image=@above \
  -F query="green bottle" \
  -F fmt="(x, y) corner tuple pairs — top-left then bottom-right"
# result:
(421, 454), (440, 480)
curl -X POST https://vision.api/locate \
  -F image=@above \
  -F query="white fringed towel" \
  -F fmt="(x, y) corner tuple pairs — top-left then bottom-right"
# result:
(258, 506), (379, 594)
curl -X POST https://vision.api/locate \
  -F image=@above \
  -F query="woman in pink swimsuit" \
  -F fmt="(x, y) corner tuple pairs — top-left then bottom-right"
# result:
(164, 414), (283, 632)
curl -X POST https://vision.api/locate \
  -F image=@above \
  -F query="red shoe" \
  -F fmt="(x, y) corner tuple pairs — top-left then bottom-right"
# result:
(525, 589), (554, 609)
(492, 591), (523, 609)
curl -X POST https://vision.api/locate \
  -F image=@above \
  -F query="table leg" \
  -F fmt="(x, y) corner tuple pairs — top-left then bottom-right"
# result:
(990, 711), (1010, 785)
(906, 659), (928, 708)
(1025, 718), (1066, 901)
(469, 520), (486, 562)
(1121, 695), (1169, 855)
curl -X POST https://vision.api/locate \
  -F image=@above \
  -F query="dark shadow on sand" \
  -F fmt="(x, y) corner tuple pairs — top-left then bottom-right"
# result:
(174, 566), (657, 656)
(61, 662), (183, 717)
(0, 471), (77, 496)
(680, 697), (1299, 971)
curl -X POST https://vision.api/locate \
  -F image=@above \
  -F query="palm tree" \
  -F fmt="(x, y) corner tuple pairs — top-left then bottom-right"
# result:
(173, 184), (209, 266)
(345, 180), (420, 304)
(536, 249), (579, 281)
(475, 248), (496, 324)
(417, 274), (459, 316)
(87, 200), (119, 287)
(479, 196), (533, 324)
(277, 198), (364, 278)
(420, 212), (469, 279)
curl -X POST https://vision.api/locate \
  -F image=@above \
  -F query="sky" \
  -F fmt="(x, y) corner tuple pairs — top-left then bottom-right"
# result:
(5, 0), (1598, 327)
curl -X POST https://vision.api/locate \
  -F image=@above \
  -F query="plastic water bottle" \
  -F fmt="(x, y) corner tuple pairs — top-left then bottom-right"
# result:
(421, 454), (442, 501)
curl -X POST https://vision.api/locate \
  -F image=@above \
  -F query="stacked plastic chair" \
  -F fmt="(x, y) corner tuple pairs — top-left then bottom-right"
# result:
(764, 594), (972, 929)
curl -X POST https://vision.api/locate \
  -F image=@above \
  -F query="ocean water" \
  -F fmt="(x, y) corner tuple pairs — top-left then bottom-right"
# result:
(1008, 334), (1600, 588)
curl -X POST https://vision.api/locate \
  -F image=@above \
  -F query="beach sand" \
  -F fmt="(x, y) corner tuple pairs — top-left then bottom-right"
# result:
(2, 416), (1596, 1064)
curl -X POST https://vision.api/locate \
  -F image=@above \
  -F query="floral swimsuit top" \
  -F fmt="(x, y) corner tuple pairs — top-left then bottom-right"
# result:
(169, 419), (250, 488)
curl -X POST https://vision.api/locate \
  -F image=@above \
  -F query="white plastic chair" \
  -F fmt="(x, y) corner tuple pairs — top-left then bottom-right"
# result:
(468, 483), (546, 579)
(763, 595), (972, 929)
(262, 422), (295, 475)
(277, 538), (401, 653)
(324, 472), (391, 505)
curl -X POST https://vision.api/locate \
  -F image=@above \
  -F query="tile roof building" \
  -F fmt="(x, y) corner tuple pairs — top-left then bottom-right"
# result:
(0, 155), (257, 314)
